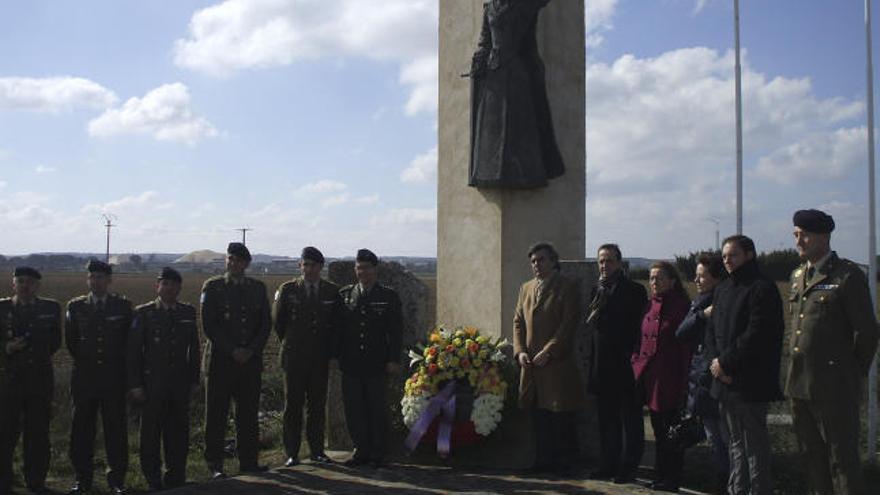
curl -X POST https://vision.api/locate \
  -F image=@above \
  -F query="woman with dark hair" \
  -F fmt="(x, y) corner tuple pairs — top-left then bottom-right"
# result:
(675, 254), (728, 492)
(631, 261), (692, 492)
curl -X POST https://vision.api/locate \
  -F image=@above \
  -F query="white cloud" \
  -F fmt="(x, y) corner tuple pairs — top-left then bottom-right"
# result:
(585, 47), (866, 258)
(370, 207), (435, 227)
(87, 83), (218, 145)
(35, 165), (56, 174)
(0, 77), (117, 112)
(0, 181), (6, 188)
(294, 179), (347, 196)
(173, 0), (438, 115)
(400, 146), (437, 184)
(81, 191), (174, 215)
(755, 127), (865, 184)
(585, 0), (618, 49)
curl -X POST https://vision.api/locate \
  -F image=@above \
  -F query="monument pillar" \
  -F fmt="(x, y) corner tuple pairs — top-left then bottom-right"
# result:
(437, 0), (586, 340)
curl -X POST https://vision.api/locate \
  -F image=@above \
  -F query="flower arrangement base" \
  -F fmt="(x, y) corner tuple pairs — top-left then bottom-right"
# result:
(420, 419), (481, 449)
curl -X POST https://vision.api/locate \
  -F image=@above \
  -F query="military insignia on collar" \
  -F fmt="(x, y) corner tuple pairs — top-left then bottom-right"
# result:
(794, 269), (802, 277)
(814, 284), (839, 290)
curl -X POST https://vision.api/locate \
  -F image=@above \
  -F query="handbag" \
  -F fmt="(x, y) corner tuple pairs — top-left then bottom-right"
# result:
(666, 409), (706, 451)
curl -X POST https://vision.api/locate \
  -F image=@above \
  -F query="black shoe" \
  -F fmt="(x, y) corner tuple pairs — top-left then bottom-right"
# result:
(369, 459), (386, 469)
(589, 469), (615, 480)
(344, 456), (371, 467)
(554, 464), (574, 477)
(240, 464), (269, 474)
(68, 482), (90, 495)
(613, 470), (636, 484)
(650, 480), (679, 492)
(284, 457), (299, 467)
(109, 486), (126, 495)
(27, 484), (49, 494)
(523, 464), (553, 476)
(310, 452), (333, 464)
(210, 469), (226, 480)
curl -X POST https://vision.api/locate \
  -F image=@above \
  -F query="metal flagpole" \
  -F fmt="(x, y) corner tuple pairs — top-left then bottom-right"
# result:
(865, 0), (878, 461)
(734, 0), (743, 234)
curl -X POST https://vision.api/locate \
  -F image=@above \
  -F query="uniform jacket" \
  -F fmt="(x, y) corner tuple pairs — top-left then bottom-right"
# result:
(66, 293), (134, 396)
(0, 297), (61, 391)
(200, 274), (271, 372)
(586, 275), (648, 394)
(127, 299), (200, 394)
(337, 283), (403, 376)
(631, 290), (691, 413)
(705, 260), (784, 402)
(272, 277), (342, 371)
(513, 273), (584, 412)
(785, 252), (880, 401)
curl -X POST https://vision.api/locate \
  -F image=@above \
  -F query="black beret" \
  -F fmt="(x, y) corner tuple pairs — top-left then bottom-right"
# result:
(301, 246), (324, 264)
(356, 248), (378, 265)
(793, 209), (835, 234)
(227, 242), (252, 262)
(157, 267), (182, 283)
(86, 259), (112, 275)
(13, 266), (41, 280)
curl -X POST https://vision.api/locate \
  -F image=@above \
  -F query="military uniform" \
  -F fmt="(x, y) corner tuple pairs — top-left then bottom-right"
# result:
(65, 293), (133, 489)
(201, 274), (270, 471)
(786, 252), (879, 495)
(273, 278), (341, 461)
(338, 283), (402, 463)
(128, 299), (200, 488)
(0, 296), (61, 493)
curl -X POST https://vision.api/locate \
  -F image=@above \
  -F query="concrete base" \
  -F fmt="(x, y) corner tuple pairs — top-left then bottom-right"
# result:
(436, 0), (586, 341)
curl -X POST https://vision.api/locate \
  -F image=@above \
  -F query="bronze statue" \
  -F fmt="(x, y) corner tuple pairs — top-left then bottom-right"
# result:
(466, 0), (565, 189)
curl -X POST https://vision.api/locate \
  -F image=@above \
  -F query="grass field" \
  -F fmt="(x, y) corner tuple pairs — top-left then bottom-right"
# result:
(2, 273), (878, 493)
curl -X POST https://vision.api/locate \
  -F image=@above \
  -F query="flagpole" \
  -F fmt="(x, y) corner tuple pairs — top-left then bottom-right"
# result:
(734, 0), (743, 234)
(865, 0), (878, 461)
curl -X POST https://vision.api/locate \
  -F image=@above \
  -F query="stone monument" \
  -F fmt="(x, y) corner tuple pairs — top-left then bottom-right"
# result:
(437, 0), (586, 342)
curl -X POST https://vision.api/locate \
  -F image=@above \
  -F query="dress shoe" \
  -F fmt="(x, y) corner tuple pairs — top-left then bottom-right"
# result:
(613, 470), (636, 484)
(284, 457), (299, 467)
(239, 464), (269, 473)
(26, 484), (49, 494)
(523, 463), (553, 476)
(344, 456), (371, 467)
(649, 480), (679, 492)
(210, 469), (226, 480)
(309, 452), (333, 464)
(68, 481), (90, 494)
(588, 469), (615, 480)
(109, 486), (126, 495)
(369, 459), (386, 469)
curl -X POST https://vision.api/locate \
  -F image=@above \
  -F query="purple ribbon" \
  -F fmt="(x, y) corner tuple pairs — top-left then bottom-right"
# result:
(404, 381), (457, 455)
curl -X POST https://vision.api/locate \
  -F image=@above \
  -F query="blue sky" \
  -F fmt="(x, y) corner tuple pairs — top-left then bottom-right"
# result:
(0, 0), (877, 263)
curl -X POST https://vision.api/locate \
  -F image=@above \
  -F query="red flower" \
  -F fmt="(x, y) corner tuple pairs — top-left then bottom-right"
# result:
(428, 363), (439, 375)
(461, 359), (470, 368)
(445, 344), (456, 353)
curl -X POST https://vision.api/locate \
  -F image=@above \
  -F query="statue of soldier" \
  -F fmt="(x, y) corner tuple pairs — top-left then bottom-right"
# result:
(201, 243), (271, 478)
(273, 247), (342, 467)
(66, 260), (134, 495)
(0, 267), (61, 494)
(338, 249), (403, 468)
(127, 267), (200, 491)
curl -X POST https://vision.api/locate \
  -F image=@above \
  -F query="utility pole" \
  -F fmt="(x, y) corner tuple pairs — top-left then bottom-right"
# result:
(102, 214), (116, 263)
(235, 227), (253, 245)
(734, 0), (744, 234)
(864, 0), (878, 460)
(706, 217), (721, 251)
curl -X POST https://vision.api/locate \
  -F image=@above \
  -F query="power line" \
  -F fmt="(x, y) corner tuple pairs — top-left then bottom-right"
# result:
(102, 214), (117, 263)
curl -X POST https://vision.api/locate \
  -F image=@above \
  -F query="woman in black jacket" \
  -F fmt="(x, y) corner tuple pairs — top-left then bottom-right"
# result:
(675, 254), (728, 492)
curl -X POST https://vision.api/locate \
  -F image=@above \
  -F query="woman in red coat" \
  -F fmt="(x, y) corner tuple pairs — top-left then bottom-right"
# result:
(631, 261), (692, 492)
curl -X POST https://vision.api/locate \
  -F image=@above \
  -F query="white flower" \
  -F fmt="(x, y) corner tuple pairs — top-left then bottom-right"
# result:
(439, 326), (453, 340)
(401, 394), (429, 428)
(470, 394), (504, 436)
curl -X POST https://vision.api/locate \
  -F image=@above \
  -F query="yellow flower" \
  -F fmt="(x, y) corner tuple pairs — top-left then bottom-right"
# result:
(476, 336), (488, 344)
(429, 332), (441, 343)
(452, 338), (462, 347)
(464, 326), (478, 337)
(478, 350), (489, 359)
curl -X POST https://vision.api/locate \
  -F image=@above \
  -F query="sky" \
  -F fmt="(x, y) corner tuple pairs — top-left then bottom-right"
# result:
(0, 0), (877, 263)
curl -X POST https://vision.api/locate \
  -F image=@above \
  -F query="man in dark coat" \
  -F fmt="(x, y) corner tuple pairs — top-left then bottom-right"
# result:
(338, 249), (402, 468)
(201, 243), (271, 478)
(127, 267), (200, 491)
(0, 267), (61, 494)
(273, 246), (342, 466)
(585, 244), (647, 483)
(706, 235), (784, 495)
(786, 209), (879, 495)
(66, 260), (134, 495)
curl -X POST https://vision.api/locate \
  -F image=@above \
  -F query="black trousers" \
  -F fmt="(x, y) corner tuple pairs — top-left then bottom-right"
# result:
(283, 363), (329, 459)
(596, 386), (644, 474)
(0, 380), (52, 491)
(203, 361), (262, 468)
(139, 387), (190, 487)
(650, 409), (684, 487)
(341, 373), (387, 461)
(69, 393), (128, 487)
(532, 408), (578, 469)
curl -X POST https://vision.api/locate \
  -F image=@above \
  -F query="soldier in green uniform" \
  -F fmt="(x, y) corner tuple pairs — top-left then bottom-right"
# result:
(273, 247), (342, 467)
(0, 267), (61, 494)
(201, 243), (271, 478)
(66, 260), (133, 495)
(786, 209), (879, 495)
(338, 249), (402, 468)
(127, 267), (200, 491)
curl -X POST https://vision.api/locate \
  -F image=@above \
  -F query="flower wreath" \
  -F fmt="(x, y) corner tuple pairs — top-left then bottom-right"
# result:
(401, 325), (509, 456)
